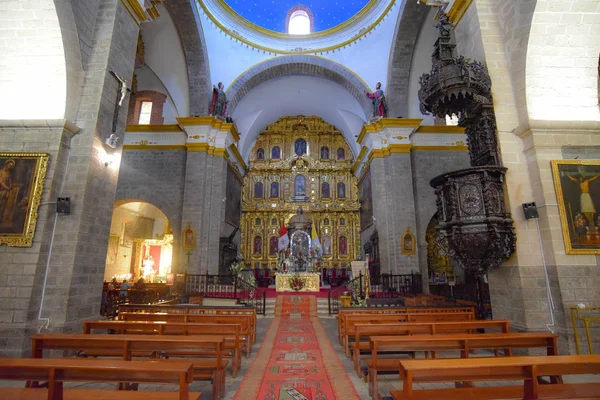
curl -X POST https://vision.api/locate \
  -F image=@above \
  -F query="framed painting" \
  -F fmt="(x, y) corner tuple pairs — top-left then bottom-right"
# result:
(552, 160), (600, 254)
(401, 226), (416, 256)
(0, 153), (49, 247)
(182, 223), (196, 250)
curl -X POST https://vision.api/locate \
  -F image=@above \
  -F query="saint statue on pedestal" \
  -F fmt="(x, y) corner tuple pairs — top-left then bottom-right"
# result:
(209, 82), (228, 118)
(365, 82), (388, 119)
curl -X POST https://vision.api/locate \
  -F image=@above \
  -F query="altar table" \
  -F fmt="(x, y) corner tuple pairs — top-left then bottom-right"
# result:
(275, 273), (320, 292)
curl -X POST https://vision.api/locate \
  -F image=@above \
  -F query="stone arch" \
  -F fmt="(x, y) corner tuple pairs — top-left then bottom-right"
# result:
(53, 0), (85, 121)
(385, 0), (429, 118)
(226, 55), (372, 118)
(164, 1), (211, 116)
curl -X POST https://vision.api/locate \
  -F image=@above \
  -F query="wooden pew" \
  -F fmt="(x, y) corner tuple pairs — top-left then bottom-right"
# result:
(390, 355), (600, 400)
(366, 332), (558, 399)
(83, 320), (242, 377)
(351, 320), (510, 375)
(119, 312), (253, 356)
(118, 305), (257, 344)
(0, 357), (200, 400)
(337, 306), (476, 344)
(32, 333), (226, 400)
(342, 312), (475, 353)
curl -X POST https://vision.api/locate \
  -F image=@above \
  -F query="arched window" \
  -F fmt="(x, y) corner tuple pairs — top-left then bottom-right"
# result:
(295, 139), (307, 156)
(337, 148), (345, 160)
(271, 146), (280, 159)
(256, 148), (264, 160)
(286, 6), (314, 35)
(320, 146), (329, 159)
(254, 182), (263, 199)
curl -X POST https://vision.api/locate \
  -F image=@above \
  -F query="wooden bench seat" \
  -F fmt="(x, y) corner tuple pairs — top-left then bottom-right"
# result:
(118, 305), (257, 344)
(351, 320), (510, 375)
(0, 358), (200, 400)
(32, 334), (226, 400)
(341, 312), (475, 352)
(119, 312), (253, 356)
(390, 355), (600, 400)
(366, 332), (558, 398)
(337, 306), (476, 344)
(83, 320), (243, 377)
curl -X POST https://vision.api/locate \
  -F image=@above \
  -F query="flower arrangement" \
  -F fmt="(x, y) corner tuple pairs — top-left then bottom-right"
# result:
(229, 257), (245, 276)
(288, 274), (306, 291)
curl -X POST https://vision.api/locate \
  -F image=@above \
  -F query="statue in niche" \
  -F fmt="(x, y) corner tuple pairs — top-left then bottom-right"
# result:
(322, 182), (330, 199)
(295, 175), (306, 196)
(256, 148), (264, 160)
(337, 148), (345, 160)
(337, 182), (346, 198)
(295, 139), (307, 156)
(323, 218), (329, 225)
(340, 218), (346, 226)
(339, 235), (348, 255)
(365, 82), (388, 120)
(323, 236), (331, 255)
(272, 146), (280, 159)
(321, 146), (329, 159)
(253, 236), (262, 255)
(254, 182), (263, 198)
(269, 236), (278, 255)
(270, 182), (279, 198)
(209, 82), (229, 118)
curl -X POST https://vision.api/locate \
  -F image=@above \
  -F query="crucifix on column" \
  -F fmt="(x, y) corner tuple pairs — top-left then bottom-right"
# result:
(109, 70), (131, 133)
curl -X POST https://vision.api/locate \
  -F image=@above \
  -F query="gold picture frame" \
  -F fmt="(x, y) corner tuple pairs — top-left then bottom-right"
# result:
(0, 153), (49, 247)
(551, 160), (600, 254)
(401, 226), (416, 256)
(182, 223), (196, 250)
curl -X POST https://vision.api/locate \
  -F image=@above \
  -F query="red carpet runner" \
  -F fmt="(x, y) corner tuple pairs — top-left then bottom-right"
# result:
(235, 295), (360, 400)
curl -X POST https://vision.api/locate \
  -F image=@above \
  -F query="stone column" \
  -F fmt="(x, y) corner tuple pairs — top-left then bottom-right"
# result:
(178, 117), (241, 274)
(0, 0), (168, 356)
(356, 119), (421, 275)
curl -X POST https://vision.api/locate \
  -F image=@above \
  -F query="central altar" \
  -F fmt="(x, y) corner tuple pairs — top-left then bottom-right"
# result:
(275, 273), (320, 292)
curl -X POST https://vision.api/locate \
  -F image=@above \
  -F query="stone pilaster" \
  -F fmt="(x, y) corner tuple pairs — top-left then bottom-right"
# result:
(178, 117), (240, 274)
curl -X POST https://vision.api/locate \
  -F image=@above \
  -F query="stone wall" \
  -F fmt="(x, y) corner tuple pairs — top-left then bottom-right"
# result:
(115, 149), (187, 271)
(369, 154), (419, 275)
(0, 121), (76, 357)
(411, 149), (471, 290)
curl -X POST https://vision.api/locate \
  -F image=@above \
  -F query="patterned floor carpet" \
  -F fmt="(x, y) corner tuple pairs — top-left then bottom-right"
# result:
(234, 295), (360, 400)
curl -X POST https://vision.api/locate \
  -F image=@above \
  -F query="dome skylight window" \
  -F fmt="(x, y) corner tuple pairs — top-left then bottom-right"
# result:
(286, 6), (314, 35)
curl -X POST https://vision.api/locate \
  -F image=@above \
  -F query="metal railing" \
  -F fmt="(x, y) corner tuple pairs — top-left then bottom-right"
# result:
(234, 276), (266, 315)
(328, 273), (364, 314)
(381, 272), (423, 296)
(183, 273), (266, 315)
(328, 272), (423, 314)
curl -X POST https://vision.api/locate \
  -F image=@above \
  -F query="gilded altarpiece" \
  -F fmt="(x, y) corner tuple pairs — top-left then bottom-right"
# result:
(241, 116), (361, 267)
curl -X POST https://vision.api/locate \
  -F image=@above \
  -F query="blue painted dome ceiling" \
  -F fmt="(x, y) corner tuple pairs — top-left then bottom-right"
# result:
(223, 0), (371, 33)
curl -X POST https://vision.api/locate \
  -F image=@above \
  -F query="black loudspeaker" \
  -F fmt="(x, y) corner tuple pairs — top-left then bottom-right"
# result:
(57, 197), (71, 214)
(522, 202), (539, 220)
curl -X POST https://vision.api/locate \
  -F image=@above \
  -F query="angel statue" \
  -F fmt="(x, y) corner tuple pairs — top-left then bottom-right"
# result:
(209, 82), (229, 119)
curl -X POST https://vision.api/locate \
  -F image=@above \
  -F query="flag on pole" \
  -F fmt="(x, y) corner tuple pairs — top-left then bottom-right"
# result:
(278, 223), (289, 252)
(311, 223), (322, 256)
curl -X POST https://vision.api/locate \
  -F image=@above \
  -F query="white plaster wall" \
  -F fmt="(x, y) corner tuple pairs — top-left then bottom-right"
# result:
(135, 66), (179, 124)
(142, 4), (189, 117)
(325, 0), (400, 91)
(199, 0), (399, 92)
(0, 0), (67, 119)
(406, 7), (437, 123)
(199, 9), (271, 89)
(232, 75), (366, 158)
